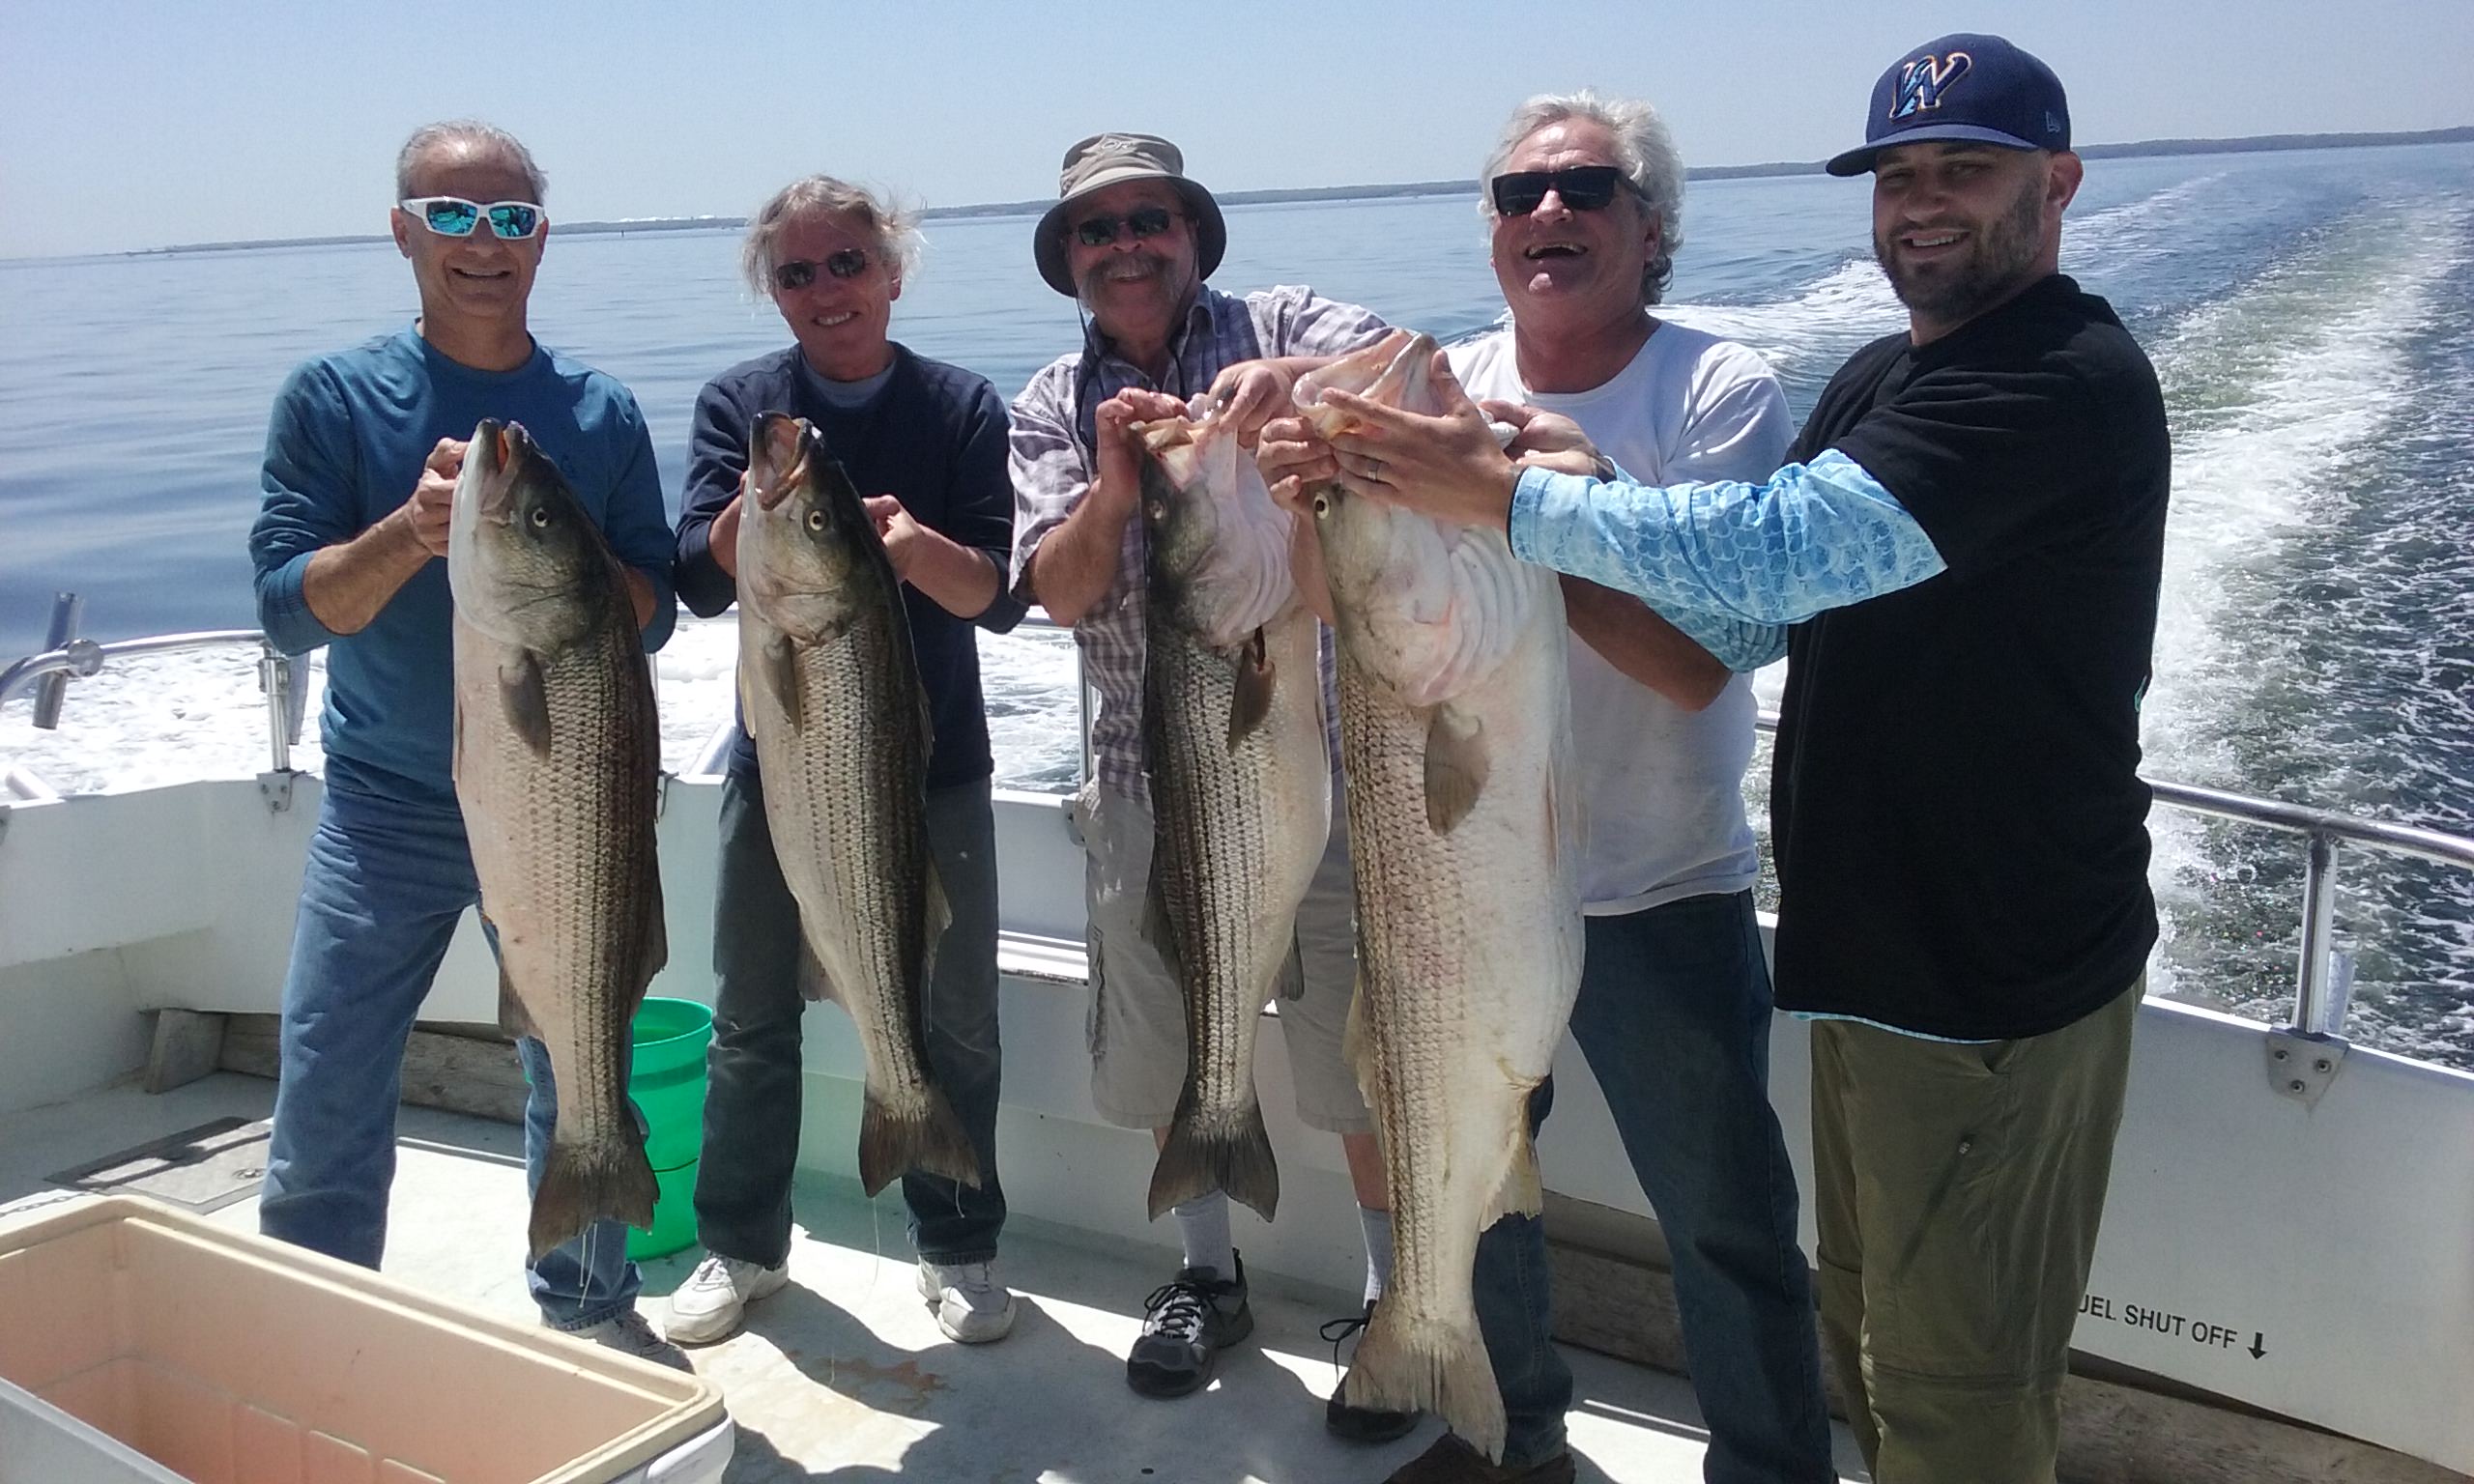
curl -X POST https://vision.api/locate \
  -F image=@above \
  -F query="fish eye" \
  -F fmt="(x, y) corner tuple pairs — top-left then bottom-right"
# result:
(529, 506), (551, 529)
(1310, 493), (1332, 518)
(805, 508), (826, 532)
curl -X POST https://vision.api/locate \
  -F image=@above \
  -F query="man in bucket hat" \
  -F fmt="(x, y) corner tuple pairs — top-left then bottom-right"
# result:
(1287, 35), (2169, 1482)
(1007, 132), (1411, 1438)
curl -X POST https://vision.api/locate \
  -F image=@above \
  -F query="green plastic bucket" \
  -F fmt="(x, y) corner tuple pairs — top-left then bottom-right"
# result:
(626, 997), (712, 1260)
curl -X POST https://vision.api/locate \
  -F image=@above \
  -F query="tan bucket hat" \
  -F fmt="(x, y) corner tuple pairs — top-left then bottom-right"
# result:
(1032, 132), (1227, 298)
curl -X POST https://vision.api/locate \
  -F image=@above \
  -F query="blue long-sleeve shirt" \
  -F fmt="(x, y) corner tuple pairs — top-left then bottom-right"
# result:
(1508, 447), (1949, 671)
(248, 326), (676, 805)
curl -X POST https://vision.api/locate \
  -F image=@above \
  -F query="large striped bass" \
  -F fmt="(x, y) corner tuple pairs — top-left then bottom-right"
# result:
(1299, 331), (1584, 1461)
(1134, 404), (1331, 1222)
(736, 412), (979, 1197)
(449, 418), (665, 1263)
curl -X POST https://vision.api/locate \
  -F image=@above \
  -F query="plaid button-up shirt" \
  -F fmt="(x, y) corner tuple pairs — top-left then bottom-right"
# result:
(1008, 284), (1389, 797)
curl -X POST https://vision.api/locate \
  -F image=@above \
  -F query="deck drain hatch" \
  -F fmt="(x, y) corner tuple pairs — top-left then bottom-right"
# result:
(45, 1116), (273, 1213)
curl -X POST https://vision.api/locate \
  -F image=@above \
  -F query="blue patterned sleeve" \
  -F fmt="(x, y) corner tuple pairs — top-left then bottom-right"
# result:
(1508, 448), (1949, 625)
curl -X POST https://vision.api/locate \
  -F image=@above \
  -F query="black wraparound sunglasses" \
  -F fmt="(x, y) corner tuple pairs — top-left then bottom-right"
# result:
(772, 248), (871, 291)
(1073, 205), (1180, 247)
(1490, 165), (1634, 216)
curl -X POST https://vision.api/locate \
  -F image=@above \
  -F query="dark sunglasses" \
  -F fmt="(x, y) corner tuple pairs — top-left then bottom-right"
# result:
(772, 248), (871, 292)
(1489, 165), (1634, 216)
(1073, 205), (1180, 247)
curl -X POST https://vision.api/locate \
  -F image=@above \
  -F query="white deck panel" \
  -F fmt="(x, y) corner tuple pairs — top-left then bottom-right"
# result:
(0, 1074), (1870, 1483)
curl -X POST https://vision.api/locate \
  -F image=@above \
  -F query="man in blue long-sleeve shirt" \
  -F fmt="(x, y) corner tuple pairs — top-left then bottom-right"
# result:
(1296, 37), (2168, 1484)
(246, 120), (681, 1363)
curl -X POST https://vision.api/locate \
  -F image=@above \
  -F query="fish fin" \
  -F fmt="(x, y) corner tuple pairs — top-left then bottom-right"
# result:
(1423, 704), (1489, 834)
(795, 933), (835, 1004)
(499, 651), (553, 758)
(857, 1085), (982, 1196)
(494, 960), (539, 1041)
(921, 855), (951, 1001)
(527, 1134), (658, 1263)
(1148, 1094), (1280, 1222)
(1479, 1116), (1545, 1229)
(1226, 627), (1275, 749)
(1137, 874), (1185, 982)
(1342, 1301), (1506, 1463)
(630, 864), (667, 1015)
(1342, 972), (1376, 1097)
(756, 634), (801, 731)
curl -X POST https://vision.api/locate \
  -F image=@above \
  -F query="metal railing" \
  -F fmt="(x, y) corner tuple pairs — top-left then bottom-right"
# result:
(7, 598), (2470, 1048)
(1, 593), (307, 778)
(1743, 706), (2474, 1042)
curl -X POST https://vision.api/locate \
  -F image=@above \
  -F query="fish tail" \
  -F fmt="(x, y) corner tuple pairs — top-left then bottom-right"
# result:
(1146, 1099), (1280, 1222)
(1343, 1305), (1505, 1462)
(857, 1086), (983, 1197)
(527, 1135), (658, 1263)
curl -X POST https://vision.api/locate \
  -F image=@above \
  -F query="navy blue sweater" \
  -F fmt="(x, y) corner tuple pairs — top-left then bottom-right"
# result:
(674, 344), (1024, 788)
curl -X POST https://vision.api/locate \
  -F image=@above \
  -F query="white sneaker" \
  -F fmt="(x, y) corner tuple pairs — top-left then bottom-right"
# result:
(560, 1307), (691, 1370)
(664, 1253), (790, 1345)
(916, 1257), (1019, 1344)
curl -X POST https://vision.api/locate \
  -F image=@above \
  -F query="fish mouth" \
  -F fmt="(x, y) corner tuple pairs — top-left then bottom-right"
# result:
(467, 418), (524, 521)
(752, 413), (812, 511)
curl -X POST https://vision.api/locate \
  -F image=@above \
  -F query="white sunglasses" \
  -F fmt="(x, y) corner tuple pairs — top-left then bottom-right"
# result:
(398, 196), (546, 240)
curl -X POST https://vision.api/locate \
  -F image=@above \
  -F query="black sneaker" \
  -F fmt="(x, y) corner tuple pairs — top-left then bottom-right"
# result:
(1126, 1250), (1254, 1397)
(1321, 1298), (1421, 1443)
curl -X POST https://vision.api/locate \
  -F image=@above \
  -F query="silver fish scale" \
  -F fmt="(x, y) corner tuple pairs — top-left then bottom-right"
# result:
(460, 609), (662, 1152)
(1334, 659), (1484, 1297)
(756, 611), (941, 1114)
(1143, 623), (1286, 1115)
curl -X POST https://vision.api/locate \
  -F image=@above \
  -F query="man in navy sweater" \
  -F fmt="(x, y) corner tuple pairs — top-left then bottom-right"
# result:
(247, 120), (679, 1361)
(665, 175), (1026, 1348)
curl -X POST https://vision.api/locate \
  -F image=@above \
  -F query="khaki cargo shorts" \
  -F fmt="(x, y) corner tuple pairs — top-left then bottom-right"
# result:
(1076, 782), (1370, 1136)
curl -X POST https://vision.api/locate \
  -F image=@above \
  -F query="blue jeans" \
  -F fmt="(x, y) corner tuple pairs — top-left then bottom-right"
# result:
(693, 770), (1007, 1268)
(1474, 890), (1833, 1480)
(258, 775), (642, 1328)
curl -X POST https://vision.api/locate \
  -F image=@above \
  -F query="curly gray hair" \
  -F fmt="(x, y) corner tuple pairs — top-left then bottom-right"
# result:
(1482, 91), (1685, 305)
(395, 121), (547, 204)
(741, 176), (924, 297)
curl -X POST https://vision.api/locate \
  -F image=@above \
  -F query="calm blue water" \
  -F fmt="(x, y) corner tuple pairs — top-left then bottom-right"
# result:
(3, 145), (2469, 1065)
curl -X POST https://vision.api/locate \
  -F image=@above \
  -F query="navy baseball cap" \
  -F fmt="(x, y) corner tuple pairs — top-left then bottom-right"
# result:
(1827, 33), (2071, 177)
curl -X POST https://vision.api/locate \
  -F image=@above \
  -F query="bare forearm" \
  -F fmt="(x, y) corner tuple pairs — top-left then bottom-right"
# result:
(1027, 489), (1136, 626)
(904, 528), (1003, 620)
(300, 511), (433, 635)
(1560, 575), (1729, 711)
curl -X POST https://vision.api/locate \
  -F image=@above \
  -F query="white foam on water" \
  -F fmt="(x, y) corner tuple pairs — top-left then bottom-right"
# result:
(2134, 201), (2470, 1010)
(2, 614), (1088, 798)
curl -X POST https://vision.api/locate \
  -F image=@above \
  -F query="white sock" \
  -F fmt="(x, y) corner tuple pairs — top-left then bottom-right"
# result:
(1358, 1205), (1394, 1305)
(1171, 1190), (1234, 1281)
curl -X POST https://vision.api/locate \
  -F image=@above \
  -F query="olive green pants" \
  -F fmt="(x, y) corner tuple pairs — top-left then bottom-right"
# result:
(1811, 984), (2139, 1484)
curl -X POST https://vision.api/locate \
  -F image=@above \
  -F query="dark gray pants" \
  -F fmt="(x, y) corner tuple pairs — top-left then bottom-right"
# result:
(693, 769), (1007, 1267)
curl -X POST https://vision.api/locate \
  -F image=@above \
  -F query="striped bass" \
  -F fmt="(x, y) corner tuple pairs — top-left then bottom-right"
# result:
(1134, 403), (1332, 1222)
(1298, 331), (1585, 1461)
(449, 418), (665, 1263)
(736, 412), (979, 1197)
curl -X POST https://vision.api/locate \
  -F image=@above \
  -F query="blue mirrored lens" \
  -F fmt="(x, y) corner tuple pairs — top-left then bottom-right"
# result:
(421, 200), (481, 235)
(485, 203), (540, 239)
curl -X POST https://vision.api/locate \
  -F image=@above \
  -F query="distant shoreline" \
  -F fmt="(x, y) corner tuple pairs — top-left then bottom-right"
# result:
(95, 125), (2474, 260)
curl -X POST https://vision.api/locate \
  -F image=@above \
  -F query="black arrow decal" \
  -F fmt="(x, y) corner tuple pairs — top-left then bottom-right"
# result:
(2249, 1332), (2266, 1359)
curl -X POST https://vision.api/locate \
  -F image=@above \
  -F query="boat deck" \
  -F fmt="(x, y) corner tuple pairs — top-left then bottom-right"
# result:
(0, 1073), (1872, 1483)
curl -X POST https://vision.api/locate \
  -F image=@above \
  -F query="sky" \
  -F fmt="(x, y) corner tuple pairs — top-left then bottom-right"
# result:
(4, 0), (2470, 259)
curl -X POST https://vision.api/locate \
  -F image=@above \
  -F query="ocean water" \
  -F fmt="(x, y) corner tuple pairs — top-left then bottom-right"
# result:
(3, 145), (2469, 1067)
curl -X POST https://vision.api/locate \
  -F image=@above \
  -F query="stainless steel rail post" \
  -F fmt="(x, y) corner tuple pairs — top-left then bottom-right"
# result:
(31, 593), (82, 729)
